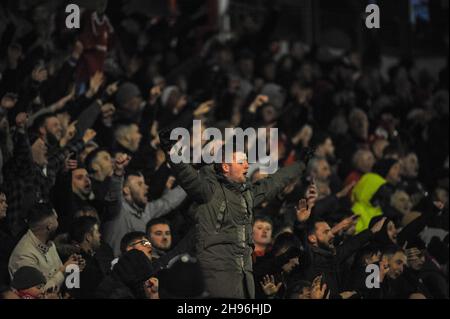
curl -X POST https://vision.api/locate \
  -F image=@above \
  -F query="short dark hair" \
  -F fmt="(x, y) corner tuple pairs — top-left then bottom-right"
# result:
(305, 219), (327, 237)
(120, 231), (148, 254)
(253, 216), (273, 228)
(381, 245), (405, 259)
(26, 202), (56, 228)
(30, 113), (57, 134)
(83, 148), (110, 173)
(124, 170), (144, 187)
(271, 232), (301, 257)
(146, 217), (171, 235)
(69, 216), (98, 244)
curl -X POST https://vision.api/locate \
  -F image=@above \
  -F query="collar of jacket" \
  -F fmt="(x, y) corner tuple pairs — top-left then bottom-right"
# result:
(124, 200), (144, 218)
(28, 230), (52, 255)
(216, 173), (249, 193)
(310, 245), (336, 258)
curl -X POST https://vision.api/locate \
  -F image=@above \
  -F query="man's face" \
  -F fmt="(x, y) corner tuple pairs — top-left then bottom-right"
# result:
(126, 124), (142, 152)
(391, 191), (412, 215)
(222, 152), (249, 184)
(314, 159), (331, 182)
(31, 138), (48, 166)
(127, 237), (152, 259)
(387, 220), (398, 243)
(92, 151), (113, 181)
(252, 221), (272, 246)
(45, 117), (63, 141)
(322, 138), (335, 157)
(387, 251), (407, 279)
(402, 153), (419, 178)
(310, 222), (335, 251)
(148, 224), (172, 251)
(87, 224), (102, 251)
(0, 193), (7, 219)
(387, 162), (402, 185)
(372, 139), (389, 160)
(72, 169), (92, 196)
(124, 96), (144, 114)
(125, 175), (149, 207)
(351, 111), (369, 140)
(355, 150), (375, 173)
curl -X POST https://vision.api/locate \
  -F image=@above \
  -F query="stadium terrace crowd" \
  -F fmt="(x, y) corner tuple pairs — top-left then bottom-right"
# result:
(0, 0), (448, 299)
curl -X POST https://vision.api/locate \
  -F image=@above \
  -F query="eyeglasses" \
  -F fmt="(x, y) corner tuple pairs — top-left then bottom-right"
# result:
(129, 239), (151, 247)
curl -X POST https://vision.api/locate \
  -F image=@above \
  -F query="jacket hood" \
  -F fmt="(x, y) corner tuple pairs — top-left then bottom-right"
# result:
(352, 173), (386, 205)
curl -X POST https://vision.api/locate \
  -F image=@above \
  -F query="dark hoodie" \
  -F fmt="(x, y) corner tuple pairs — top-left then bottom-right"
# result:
(95, 250), (153, 299)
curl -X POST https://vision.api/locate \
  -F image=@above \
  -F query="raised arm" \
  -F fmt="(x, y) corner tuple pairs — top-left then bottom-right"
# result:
(159, 128), (215, 203)
(142, 186), (187, 223)
(251, 161), (306, 207)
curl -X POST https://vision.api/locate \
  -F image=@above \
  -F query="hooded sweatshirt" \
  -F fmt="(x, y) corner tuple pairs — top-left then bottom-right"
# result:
(352, 173), (386, 233)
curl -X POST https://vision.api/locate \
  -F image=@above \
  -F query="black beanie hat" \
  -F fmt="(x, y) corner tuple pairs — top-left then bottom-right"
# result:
(373, 158), (398, 178)
(113, 250), (154, 286)
(11, 267), (46, 290)
(158, 254), (206, 299)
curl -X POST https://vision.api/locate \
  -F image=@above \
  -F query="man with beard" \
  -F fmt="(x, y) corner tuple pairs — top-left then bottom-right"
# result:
(67, 216), (112, 299)
(8, 202), (85, 290)
(146, 218), (172, 260)
(103, 171), (187, 257)
(298, 216), (387, 298)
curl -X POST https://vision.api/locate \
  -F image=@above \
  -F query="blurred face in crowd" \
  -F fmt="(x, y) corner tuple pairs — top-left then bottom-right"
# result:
(91, 151), (113, 181)
(0, 193), (7, 219)
(386, 220), (398, 244)
(148, 223), (172, 251)
(262, 104), (277, 125)
(282, 257), (300, 273)
(31, 138), (48, 167)
(372, 139), (389, 160)
(401, 153), (419, 178)
(127, 237), (152, 258)
(391, 190), (413, 215)
(263, 62), (276, 82)
(72, 168), (92, 197)
(434, 188), (448, 207)
(386, 251), (407, 279)
(222, 152), (249, 184)
(252, 220), (273, 247)
(124, 96), (144, 115)
(386, 162), (402, 185)
(312, 159), (331, 183)
(408, 249), (426, 271)
(308, 222), (335, 251)
(317, 138), (335, 158)
(116, 124), (142, 153)
(239, 58), (254, 79)
(353, 150), (375, 173)
(124, 174), (149, 208)
(44, 116), (63, 141)
(349, 109), (369, 140)
(84, 224), (102, 252)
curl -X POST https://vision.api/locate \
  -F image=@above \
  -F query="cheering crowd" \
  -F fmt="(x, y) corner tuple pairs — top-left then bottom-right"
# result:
(0, 0), (448, 299)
